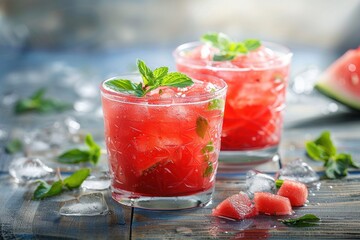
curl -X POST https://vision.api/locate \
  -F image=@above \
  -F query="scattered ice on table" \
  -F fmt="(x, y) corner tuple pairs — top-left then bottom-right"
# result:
(59, 193), (109, 216)
(246, 170), (275, 198)
(24, 118), (82, 155)
(74, 99), (95, 113)
(278, 158), (320, 184)
(8, 157), (54, 183)
(82, 171), (111, 190)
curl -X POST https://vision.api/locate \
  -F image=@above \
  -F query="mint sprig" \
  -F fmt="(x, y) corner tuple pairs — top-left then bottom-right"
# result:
(279, 214), (320, 227)
(306, 131), (359, 179)
(57, 134), (101, 165)
(201, 32), (261, 61)
(15, 88), (70, 114)
(105, 60), (194, 97)
(33, 168), (90, 200)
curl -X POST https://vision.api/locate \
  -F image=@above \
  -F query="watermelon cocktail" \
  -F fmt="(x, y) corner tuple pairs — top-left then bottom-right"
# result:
(174, 33), (292, 167)
(100, 60), (227, 209)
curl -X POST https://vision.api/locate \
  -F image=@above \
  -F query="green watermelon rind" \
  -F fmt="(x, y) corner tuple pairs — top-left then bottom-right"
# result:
(315, 81), (360, 111)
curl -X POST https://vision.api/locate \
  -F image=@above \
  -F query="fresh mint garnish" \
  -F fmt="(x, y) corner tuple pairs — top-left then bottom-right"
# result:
(105, 59), (193, 97)
(57, 134), (101, 165)
(4, 139), (23, 154)
(306, 131), (359, 179)
(196, 116), (209, 139)
(33, 168), (90, 200)
(201, 32), (261, 61)
(15, 88), (70, 114)
(279, 214), (320, 227)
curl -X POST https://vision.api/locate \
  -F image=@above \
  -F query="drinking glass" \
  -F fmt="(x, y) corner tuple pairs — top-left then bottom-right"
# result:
(100, 73), (227, 209)
(174, 41), (292, 171)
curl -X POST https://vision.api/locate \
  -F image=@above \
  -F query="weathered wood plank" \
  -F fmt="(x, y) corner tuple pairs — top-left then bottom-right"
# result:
(132, 175), (360, 239)
(0, 174), (132, 239)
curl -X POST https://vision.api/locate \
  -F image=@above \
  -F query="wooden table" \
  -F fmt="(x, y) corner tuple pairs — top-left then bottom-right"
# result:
(1, 48), (360, 239)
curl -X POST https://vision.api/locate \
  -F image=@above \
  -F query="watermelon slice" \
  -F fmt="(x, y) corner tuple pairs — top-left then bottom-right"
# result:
(315, 47), (360, 110)
(254, 192), (292, 216)
(277, 180), (308, 207)
(212, 192), (258, 220)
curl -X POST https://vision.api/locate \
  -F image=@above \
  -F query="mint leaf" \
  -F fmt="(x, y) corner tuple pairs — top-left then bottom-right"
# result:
(208, 99), (224, 111)
(204, 161), (213, 177)
(161, 72), (193, 87)
(196, 116), (209, 139)
(105, 79), (140, 95)
(4, 139), (23, 154)
(33, 180), (63, 200)
(201, 32), (262, 61)
(137, 59), (154, 85)
(305, 142), (329, 161)
(63, 168), (91, 190)
(33, 168), (91, 200)
(106, 60), (193, 97)
(279, 214), (320, 227)
(275, 179), (284, 188)
(306, 131), (358, 179)
(57, 149), (90, 164)
(85, 134), (101, 165)
(57, 134), (101, 165)
(153, 67), (169, 79)
(202, 141), (214, 154)
(15, 88), (70, 114)
(244, 39), (261, 51)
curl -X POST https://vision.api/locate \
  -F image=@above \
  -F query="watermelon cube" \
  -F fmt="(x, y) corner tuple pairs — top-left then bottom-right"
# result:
(254, 192), (293, 215)
(212, 192), (258, 220)
(277, 180), (308, 207)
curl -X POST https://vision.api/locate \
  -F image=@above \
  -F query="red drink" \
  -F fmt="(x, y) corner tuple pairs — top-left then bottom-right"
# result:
(101, 73), (227, 209)
(174, 41), (292, 166)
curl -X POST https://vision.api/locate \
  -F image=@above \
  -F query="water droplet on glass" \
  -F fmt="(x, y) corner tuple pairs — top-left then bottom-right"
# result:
(278, 158), (320, 184)
(246, 170), (275, 198)
(9, 157), (54, 183)
(82, 171), (111, 190)
(59, 193), (109, 216)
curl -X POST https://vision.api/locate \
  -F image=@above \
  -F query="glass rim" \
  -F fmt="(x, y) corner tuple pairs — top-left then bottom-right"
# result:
(173, 41), (293, 71)
(100, 73), (227, 106)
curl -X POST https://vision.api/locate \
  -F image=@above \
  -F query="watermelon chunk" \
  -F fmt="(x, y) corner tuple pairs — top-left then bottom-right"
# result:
(315, 47), (360, 110)
(254, 192), (292, 216)
(277, 180), (308, 207)
(212, 192), (258, 220)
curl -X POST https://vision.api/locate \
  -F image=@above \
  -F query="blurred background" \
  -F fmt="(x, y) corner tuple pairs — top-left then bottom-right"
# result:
(1, 0), (360, 66)
(0, 0), (360, 119)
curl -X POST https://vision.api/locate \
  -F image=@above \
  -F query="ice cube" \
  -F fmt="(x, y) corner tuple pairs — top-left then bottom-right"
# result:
(278, 158), (320, 184)
(246, 170), (275, 198)
(59, 193), (109, 216)
(290, 66), (320, 95)
(8, 157), (54, 183)
(81, 171), (111, 191)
